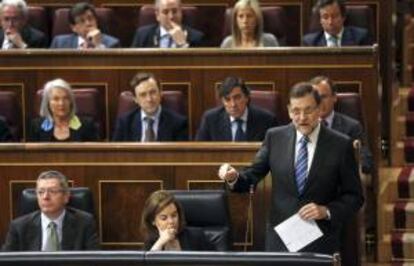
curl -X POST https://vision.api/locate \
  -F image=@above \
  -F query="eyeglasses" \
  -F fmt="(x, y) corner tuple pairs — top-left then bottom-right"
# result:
(289, 106), (318, 117)
(36, 188), (65, 196)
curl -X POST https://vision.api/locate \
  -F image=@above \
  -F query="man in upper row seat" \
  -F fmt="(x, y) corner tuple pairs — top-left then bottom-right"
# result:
(50, 2), (120, 49)
(196, 76), (278, 141)
(303, 0), (372, 47)
(131, 0), (204, 48)
(0, 0), (47, 49)
(112, 72), (188, 141)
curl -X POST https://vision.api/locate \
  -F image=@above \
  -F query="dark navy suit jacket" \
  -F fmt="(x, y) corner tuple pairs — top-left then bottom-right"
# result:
(112, 106), (188, 141)
(233, 124), (364, 255)
(0, 26), (48, 48)
(303, 26), (372, 46)
(195, 105), (278, 141)
(131, 24), (204, 47)
(50, 33), (120, 48)
(331, 112), (374, 174)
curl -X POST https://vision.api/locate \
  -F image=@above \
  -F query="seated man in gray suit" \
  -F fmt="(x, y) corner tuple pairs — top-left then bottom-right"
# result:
(112, 72), (188, 141)
(303, 0), (372, 46)
(2, 170), (99, 251)
(196, 76), (278, 141)
(0, 0), (48, 49)
(311, 75), (374, 174)
(50, 2), (120, 49)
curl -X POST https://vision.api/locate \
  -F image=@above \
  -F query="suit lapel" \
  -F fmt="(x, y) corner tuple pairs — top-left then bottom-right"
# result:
(331, 114), (342, 131)
(157, 110), (166, 141)
(26, 212), (42, 250)
(131, 111), (142, 141)
(303, 126), (327, 194)
(285, 125), (298, 195)
(341, 28), (353, 46)
(61, 210), (76, 250)
(246, 107), (256, 140)
(219, 111), (232, 141)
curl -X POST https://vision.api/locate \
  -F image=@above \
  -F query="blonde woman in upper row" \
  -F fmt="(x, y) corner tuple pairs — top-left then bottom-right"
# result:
(220, 0), (279, 48)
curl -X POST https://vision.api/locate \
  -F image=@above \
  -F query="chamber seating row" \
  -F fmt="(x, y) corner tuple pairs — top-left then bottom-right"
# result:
(0, 89), (364, 141)
(26, 4), (376, 47)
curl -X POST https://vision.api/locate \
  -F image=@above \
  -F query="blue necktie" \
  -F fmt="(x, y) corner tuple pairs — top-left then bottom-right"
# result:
(295, 136), (309, 194)
(234, 119), (246, 141)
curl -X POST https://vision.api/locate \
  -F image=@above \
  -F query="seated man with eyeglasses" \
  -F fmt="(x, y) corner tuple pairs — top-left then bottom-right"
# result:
(2, 170), (99, 251)
(50, 2), (120, 49)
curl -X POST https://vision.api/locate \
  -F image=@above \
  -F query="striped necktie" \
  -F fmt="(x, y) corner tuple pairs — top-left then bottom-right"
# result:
(295, 136), (309, 194)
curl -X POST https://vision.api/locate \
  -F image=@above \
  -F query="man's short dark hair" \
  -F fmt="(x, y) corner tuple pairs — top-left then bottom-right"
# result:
(69, 2), (97, 25)
(289, 82), (321, 105)
(217, 76), (250, 98)
(310, 75), (337, 95)
(129, 72), (161, 95)
(313, 0), (346, 17)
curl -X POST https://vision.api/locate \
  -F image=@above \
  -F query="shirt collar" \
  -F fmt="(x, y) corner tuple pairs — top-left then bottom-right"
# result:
(41, 209), (66, 232)
(229, 107), (248, 123)
(324, 28), (344, 44)
(141, 106), (162, 121)
(159, 26), (169, 38)
(295, 122), (321, 145)
(322, 110), (335, 128)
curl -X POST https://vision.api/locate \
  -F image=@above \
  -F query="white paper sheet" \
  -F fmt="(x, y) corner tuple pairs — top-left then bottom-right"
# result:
(274, 213), (323, 252)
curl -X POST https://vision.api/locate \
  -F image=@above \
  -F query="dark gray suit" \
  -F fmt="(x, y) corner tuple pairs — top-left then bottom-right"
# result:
(232, 124), (364, 254)
(196, 105), (278, 141)
(50, 33), (120, 48)
(331, 112), (373, 174)
(2, 207), (99, 251)
(303, 26), (372, 46)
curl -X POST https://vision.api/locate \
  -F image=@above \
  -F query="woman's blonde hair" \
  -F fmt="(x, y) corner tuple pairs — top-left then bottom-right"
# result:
(231, 0), (264, 47)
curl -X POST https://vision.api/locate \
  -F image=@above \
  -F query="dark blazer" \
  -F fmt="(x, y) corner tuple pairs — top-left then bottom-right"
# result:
(50, 33), (120, 48)
(2, 207), (99, 251)
(144, 227), (213, 251)
(131, 24), (204, 47)
(112, 106), (188, 141)
(232, 124), (364, 254)
(196, 105), (278, 141)
(303, 26), (372, 46)
(331, 112), (374, 174)
(0, 26), (48, 48)
(0, 118), (13, 141)
(28, 117), (99, 142)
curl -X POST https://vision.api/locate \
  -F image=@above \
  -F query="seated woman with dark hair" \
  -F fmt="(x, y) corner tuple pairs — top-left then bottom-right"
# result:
(141, 190), (212, 251)
(29, 78), (98, 141)
(221, 0), (279, 48)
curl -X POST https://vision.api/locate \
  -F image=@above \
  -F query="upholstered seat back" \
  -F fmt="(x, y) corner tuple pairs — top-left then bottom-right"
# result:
(0, 91), (22, 141)
(19, 187), (95, 216)
(335, 92), (364, 124)
(169, 190), (232, 251)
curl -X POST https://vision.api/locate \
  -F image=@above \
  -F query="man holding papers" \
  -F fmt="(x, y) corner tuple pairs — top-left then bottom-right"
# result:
(218, 82), (363, 255)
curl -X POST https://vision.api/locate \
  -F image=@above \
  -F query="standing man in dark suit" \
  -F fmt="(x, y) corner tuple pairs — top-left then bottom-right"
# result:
(50, 2), (120, 49)
(219, 82), (363, 255)
(131, 0), (204, 48)
(196, 76), (278, 141)
(0, 0), (48, 49)
(112, 72), (188, 141)
(303, 0), (372, 46)
(311, 75), (373, 174)
(2, 170), (99, 251)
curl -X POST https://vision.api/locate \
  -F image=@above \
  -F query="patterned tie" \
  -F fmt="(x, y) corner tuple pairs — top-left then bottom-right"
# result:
(295, 136), (309, 194)
(234, 119), (246, 141)
(329, 35), (339, 47)
(144, 117), (155, 142)
(44, 221), (59, 251)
